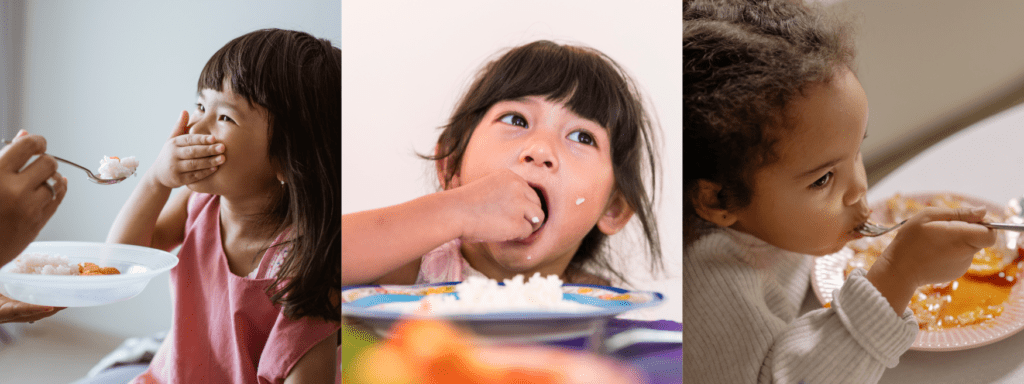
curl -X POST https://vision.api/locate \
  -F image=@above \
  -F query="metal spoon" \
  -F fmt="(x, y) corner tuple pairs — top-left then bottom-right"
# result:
(1, 140), (128, 185)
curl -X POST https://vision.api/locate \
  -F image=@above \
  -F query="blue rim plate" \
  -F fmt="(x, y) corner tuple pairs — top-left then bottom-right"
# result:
(341, 282), (664, 321)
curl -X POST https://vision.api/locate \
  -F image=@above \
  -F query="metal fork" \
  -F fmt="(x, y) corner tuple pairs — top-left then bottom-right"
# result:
(855, 220), (908, 237)
(2, 140), (127, 185)
(856, 219), (1024, 237)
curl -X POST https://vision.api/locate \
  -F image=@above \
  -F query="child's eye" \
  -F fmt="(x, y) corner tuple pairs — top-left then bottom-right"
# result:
(499, 113), (528, 128)
(810, 172), (833, 189)
(195, 103), (205, 113)
(567, 130), (597, 147)
(218, 115), (234, 123)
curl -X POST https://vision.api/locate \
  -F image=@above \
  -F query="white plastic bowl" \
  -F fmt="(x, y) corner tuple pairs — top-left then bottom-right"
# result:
(0, 241), (178, 307)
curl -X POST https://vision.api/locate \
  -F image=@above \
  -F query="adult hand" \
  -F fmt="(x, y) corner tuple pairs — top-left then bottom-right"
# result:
(0, 294), (63, 323)
(0, 130), (67, 266)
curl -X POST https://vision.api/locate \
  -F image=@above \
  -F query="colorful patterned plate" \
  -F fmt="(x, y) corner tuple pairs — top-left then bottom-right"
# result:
(341, 282), (663, 342)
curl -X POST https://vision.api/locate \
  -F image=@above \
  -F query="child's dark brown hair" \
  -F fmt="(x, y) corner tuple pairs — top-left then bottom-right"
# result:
(424, 40), (663, 284)
(199, 28), (340, 321)
(684, 0), (856, 246)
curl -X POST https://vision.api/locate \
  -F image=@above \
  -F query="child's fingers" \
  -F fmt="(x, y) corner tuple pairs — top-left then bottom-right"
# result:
(940, 221), (998, 249)
(178, 155), (223, 173)
(178, 143), (224, 159)
(917, 206), (987, 224)
(526, 208), (544, 233)
(169, 110), (190, 138)
(181, 166), (218, 183)
(172, 134), (216, 148)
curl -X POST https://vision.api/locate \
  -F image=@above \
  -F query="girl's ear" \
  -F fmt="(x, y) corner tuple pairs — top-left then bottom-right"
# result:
(694, 179), (738, 227)
(597, 192), (635, 235)
(434, 145), (459, 189)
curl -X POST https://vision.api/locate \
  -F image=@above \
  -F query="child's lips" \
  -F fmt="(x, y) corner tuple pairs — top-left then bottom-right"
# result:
(515, 224), (543, 245)
(528, 183), (550, 226)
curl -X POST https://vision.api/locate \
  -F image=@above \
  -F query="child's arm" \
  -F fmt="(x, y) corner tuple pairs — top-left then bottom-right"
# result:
(106, 111), (223, 250)
(865, 207), (996, 314)
(283, 330), (338, 384)
(342, 169), (545, 286)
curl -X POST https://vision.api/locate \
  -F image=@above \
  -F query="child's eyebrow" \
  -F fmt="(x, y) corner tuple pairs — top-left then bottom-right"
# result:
(502, 97), (539, 106)
(796, 158), (842, 180)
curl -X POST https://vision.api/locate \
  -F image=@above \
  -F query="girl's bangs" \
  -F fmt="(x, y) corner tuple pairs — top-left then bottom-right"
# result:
(482, 42), (633, 133)
(196, 33), (271, 108)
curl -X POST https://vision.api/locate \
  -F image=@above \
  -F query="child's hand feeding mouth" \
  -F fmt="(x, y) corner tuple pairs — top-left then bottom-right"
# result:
(447, 169), (545, 243)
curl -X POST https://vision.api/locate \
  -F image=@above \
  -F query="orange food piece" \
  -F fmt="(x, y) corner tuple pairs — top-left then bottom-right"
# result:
(348, 319), (570, 384)
(78, 262), (121, 275)
(967, 247), (1010, 277)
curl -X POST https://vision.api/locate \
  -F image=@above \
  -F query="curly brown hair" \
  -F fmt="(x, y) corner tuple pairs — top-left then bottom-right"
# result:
(684, 0), (857, 246)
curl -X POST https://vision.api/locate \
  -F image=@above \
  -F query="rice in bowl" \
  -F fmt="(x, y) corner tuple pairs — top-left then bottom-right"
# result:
(7, 253), (79, 275)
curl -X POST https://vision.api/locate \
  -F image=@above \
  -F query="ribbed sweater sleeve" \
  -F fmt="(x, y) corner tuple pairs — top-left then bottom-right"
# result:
(684, 228), (917, 384)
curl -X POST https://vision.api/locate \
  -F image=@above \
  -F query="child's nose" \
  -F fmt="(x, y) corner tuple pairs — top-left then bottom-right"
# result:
(519, 141), (558, 171)
(188, 119), (208, 135)
(844, 164), (868, 207)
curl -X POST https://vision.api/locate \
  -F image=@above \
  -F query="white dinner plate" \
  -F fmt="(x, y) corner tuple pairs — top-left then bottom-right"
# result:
(812, 192), (1024, 351)
(0, 241), (178, 307)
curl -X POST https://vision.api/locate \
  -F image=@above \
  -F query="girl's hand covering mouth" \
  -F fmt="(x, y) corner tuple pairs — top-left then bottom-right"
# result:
(149, 110), (226, 189)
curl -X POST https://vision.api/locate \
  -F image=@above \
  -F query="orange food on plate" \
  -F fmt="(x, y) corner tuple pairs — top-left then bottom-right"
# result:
(843, 193), (1020, 331)
(78, 262), (120, 276)
(345, 318), (641, 384)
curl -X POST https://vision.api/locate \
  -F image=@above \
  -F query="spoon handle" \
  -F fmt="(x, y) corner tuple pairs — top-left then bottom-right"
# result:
(50, 155), (93, 174)
(981, 222), (1024, 232)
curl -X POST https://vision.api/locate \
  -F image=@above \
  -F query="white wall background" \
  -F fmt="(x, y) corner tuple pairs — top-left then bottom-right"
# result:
(342, 0), (682, 322)
(9, 0), (339, 339)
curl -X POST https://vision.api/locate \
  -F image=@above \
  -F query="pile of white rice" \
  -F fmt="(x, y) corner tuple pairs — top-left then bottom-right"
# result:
(97, 156), (139, 179)
(419, 272), (599, 314)
(7, 253), (79, 275)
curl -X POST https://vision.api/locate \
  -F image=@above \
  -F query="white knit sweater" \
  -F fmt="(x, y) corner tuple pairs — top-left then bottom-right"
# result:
(684, 227), (918, 383)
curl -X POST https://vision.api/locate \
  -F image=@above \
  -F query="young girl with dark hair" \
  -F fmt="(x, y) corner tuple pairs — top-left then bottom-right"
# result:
(107, 28), (339, 383)
(343, 40), (662, 289)
(685, 1), (996, 382)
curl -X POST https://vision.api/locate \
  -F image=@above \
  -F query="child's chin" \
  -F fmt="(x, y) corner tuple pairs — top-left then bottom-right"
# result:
(491, 253), (539, 273)
(810, 240), (850, 257)
(185, 179), (217, 194)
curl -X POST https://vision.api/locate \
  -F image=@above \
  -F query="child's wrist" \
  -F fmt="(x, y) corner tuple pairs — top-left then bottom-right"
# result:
(865, 258), (918, 314)
(140, 170), (172, 191)
(426, 189), (466, 241)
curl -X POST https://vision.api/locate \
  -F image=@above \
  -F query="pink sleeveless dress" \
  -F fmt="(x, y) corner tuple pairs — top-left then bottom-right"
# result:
(132, 193), (338, 383)
(414, 238), (488, 284)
